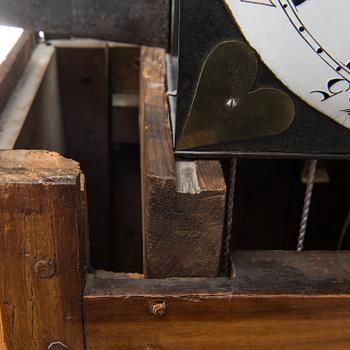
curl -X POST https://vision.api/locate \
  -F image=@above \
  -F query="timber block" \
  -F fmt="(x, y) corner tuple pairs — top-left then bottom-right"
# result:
(140, 47), (227, 278)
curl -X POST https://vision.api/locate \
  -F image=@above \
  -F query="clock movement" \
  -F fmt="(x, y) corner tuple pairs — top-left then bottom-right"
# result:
(168, 0), (350, 158)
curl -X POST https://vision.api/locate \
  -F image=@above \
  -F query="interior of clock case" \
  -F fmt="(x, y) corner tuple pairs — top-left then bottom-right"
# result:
(221, 158), (350, 251)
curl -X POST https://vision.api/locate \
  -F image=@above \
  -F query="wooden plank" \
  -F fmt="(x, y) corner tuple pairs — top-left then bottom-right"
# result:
(109, 44), (140, 94)
(112, 93), (139, 144)
(0, 309), (4, 349)
(53, 39), (111, 270)
(0, 31), (35, 114)
(231, 250), (350, 293)
(0, 150), (86, 350)
(0, 0), (170, 48)
(0, 44), (65, 152)
(140, 47), (226, 278)
(84, 262), (350, 350)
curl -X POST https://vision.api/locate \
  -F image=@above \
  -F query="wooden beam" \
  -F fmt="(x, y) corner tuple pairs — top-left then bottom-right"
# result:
(0, 0), (170, 48)
(140, 47), (226, 278)
(0, 44), (65, 152)
(231, 250), (350, 292)
(112, 93), (139, 145)
(0, 31), (35, 114)
(53, 39), (112, 270)
(110, 44), (140, 145)
(84, 258), (350, 350)
(0, 150), (86, 349)
(109, 44), (140, 94)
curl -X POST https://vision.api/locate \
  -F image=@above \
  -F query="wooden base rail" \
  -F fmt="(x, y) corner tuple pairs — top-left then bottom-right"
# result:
(84, 250), (350, 350)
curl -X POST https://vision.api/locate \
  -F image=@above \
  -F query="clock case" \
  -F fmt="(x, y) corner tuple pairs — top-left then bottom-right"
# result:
(168, 0), (350, 159)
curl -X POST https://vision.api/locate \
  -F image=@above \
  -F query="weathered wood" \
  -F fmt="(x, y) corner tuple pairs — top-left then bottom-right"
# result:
(140, 47), (226, 278)
(112, 93), (139, 145)
(231, 250), (350, 293)
(0, 44), (65, 152)
(109, 44), (140, 94)
(0, 31), (35, 114)
(0, 316), (4, 349)
(0, 150), (86, 350)
(84, 262), (350, 350)
(54, 39), (111, 270)
(0, 0), (170, 48)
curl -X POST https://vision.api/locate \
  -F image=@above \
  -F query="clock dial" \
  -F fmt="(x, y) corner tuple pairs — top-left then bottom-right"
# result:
(225, 0), (350, 130)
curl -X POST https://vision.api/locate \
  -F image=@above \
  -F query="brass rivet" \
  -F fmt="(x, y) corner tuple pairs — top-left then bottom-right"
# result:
(149, 301), (167, 316)
(225, 97), (239, 112)
(34, 259), (56, 279)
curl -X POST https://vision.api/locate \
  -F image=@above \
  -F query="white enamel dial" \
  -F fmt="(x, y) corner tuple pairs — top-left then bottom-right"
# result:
(225, 0), (350, 130)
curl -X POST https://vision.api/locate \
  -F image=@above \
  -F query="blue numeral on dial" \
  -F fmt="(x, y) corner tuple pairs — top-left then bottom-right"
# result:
(292, 0), (307, 5)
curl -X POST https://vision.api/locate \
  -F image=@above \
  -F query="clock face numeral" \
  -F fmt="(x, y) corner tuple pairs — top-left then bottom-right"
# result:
(225, 0), (350, 130)
(241, 0), (276, 7)
(311, 78), (350, 102)
(291, 0), (307, 6)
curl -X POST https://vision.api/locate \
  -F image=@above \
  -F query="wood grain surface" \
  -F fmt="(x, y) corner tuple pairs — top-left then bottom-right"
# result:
(54, 39), (111, 270)
(84, 267), (350, 350)
(0, 150), (86, 350)
(140, 47), (226, 278)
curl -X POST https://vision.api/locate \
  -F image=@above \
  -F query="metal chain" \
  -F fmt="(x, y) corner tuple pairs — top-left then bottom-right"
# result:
(222, 158), (238, 275)
(297, 159), (318, 252)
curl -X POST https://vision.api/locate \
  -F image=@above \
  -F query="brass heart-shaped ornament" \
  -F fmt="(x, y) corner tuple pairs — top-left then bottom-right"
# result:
(176, 41), (295, 150)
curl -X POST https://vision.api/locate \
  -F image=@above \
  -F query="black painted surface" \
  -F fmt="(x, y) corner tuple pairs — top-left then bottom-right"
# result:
(0, 0), (170, 48)
(174, 0), (350, 158)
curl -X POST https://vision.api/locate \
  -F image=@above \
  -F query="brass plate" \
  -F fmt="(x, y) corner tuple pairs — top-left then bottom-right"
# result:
(177, 41), (295, 150)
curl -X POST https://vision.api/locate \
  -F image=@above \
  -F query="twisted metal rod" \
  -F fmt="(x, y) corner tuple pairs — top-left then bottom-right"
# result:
(297, 159), (318, 252)
(337, 208), (350, 250)
(222, 158), (238, 275)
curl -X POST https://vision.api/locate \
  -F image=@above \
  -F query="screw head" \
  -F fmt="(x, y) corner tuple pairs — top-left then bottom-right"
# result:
(34, 259), (56, 279)
(225, 97), (239, 112)
(149, 301), (167, 317)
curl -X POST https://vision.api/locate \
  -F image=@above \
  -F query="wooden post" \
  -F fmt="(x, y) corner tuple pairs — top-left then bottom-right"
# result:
(140, 47), (226, 278)
(0, 150), (86, 349)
